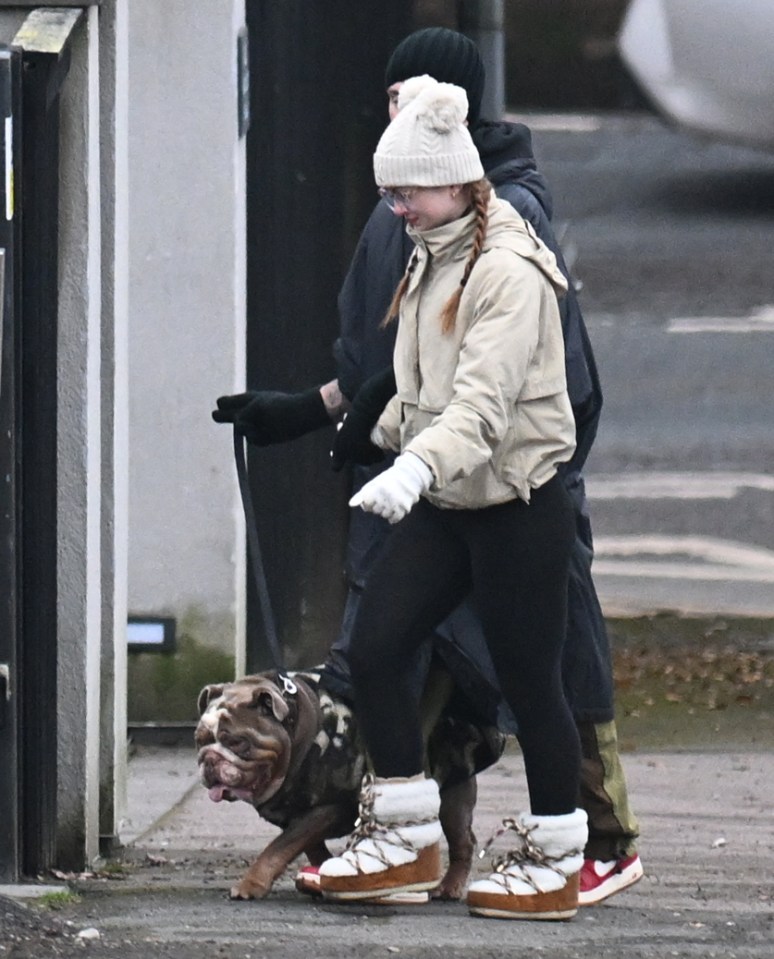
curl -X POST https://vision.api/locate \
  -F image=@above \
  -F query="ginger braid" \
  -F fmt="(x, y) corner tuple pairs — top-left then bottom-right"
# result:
(381, 178), (493, 332)
(439, 177), (491, 334)
(381, 250), (418, 328)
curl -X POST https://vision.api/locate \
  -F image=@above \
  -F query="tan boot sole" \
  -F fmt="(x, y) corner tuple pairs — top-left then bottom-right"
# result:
(320, 842), (441, 901)
(467, 871), (580, 921)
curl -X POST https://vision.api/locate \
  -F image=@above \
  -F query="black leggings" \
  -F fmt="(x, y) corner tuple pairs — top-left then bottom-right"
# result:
(348, 474), (581, 815)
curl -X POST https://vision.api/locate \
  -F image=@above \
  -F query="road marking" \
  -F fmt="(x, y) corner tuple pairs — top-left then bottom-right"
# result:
(504, 112), (602, 133)
(669, 305), (774, 333)
(594, 535), (774, 584)
(586, 472), (774, 500)
(587, 472), (774, 608)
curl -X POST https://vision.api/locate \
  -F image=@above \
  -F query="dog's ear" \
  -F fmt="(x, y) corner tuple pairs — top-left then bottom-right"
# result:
(252, 684), (290, 722)
(197, 684), (226, 716)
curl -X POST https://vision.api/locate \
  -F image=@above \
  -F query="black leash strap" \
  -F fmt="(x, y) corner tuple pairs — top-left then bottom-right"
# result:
(233, 429), (297, 695)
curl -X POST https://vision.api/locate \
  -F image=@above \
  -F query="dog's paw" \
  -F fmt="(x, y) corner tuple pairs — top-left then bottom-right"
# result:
(229, 879), (270, 900)
(432, 863), (470, 901)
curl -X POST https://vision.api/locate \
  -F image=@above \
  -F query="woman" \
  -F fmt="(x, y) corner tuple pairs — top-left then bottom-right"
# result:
(318, 75), (587, 921)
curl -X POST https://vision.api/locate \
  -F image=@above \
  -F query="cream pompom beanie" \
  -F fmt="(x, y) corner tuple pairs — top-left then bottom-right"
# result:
(373, 75), (485, 188)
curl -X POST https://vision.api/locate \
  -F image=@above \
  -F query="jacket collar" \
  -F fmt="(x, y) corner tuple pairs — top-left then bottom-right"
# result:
(407, 207), (477, 262)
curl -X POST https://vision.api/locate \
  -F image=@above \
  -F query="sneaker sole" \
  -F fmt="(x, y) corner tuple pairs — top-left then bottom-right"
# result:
(578, 860), (644, 906)
(367, 891), (430, 905)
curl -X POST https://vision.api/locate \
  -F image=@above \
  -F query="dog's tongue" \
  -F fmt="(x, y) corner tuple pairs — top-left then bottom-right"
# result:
(208, 784), (254, 803)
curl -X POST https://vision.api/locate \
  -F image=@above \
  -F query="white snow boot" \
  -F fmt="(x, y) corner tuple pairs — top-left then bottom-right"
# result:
(319, 773), (442, 901)
(467, 808), (588, 920)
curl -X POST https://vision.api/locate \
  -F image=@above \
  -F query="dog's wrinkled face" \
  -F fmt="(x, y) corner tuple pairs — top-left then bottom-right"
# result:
(195, 677), (294, 807)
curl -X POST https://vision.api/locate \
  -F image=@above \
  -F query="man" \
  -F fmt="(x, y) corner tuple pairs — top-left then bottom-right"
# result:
(213, 27), (642, 905)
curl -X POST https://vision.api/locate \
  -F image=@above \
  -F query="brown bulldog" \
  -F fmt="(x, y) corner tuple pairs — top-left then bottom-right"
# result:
(196, 667), (504, 901)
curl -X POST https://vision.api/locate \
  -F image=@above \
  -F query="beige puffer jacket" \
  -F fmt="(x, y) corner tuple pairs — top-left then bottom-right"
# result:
(377, 195), (576, 508)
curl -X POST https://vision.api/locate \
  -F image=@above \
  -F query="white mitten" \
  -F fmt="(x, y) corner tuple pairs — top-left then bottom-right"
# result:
(349, 452), (433, 524)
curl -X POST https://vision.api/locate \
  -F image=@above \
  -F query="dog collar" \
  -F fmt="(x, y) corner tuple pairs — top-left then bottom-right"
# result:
(278, 671), (297, 697)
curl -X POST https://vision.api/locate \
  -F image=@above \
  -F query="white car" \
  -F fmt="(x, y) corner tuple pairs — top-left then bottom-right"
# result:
(618, 0), (774, 149)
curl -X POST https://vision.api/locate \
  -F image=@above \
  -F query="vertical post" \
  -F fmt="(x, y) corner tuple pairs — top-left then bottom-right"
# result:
(17, 31), (66, 878)
(14, 5), (101, 871)
(0, 47), (22, 882)
(98, 0), (130, 853)
(54, 5), (103, 868)
(457, 0), (505, 120)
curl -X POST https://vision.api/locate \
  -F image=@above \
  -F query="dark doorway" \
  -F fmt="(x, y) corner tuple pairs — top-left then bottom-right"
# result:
(243, 1), (414, 670)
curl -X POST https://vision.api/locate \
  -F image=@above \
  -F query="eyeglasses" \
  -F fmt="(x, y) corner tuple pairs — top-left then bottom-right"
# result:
(378, 186), (418, 211)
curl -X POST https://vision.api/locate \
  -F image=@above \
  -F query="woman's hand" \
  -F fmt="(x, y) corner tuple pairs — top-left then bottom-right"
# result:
(349, 452), (433, 524)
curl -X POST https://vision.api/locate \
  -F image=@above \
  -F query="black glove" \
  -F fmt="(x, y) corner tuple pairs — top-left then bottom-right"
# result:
(330, 367), (397, 471)
(212, 387), (330, 446)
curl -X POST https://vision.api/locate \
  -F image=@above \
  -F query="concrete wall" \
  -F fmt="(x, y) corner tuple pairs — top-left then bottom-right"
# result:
(0, 0), (246, 869)
(0, 10), (28, 37)
(127, 1), (246, 684)
(0, 0), (123, 876)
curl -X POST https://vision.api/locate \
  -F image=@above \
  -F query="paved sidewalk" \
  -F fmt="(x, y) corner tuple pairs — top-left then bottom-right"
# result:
(5, 741), (770, 959)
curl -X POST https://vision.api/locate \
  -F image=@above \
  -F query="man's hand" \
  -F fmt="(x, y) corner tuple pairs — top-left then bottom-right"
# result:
(349, 452), (432, 524)
(331, 412), (387, 470)
(212, 387), (330, 446)
(330, 367), (397, 470)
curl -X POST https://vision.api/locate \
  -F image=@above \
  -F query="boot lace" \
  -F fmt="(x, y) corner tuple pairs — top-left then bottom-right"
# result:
(344, 773), (426, 868)
(479, 817), (579, 894)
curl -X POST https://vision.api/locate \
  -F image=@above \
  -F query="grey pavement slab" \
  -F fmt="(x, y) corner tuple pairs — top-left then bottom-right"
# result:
(120, 743), (201, 845)
(0, 883), (68, 900)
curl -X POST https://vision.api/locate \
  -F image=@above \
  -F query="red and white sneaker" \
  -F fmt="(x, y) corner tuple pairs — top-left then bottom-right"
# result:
(295, 865), (322, 896)
(578, 854), (644, 905)
(295, 864), (429, 904)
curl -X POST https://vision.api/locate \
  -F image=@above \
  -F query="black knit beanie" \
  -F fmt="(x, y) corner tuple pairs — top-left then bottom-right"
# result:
(384, 27), (486, 126)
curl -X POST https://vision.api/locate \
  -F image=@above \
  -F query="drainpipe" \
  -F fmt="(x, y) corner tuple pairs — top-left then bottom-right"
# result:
(457, 0), (505, 120)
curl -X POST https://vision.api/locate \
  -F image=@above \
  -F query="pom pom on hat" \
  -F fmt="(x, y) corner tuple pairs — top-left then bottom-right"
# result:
(374, 76), (484, 188)
(397, 75), (468, 133)
(395, 75), (435, 110)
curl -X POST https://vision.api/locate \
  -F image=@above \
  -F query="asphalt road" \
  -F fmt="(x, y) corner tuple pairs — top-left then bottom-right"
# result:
(521, 112), (774, 616)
